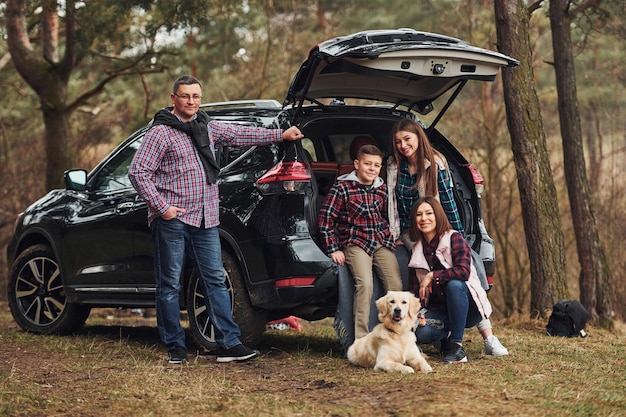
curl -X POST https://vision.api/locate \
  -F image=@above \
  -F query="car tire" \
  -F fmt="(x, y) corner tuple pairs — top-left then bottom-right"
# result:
(8, 244), (91, 335)
(186, 249), (267, 351)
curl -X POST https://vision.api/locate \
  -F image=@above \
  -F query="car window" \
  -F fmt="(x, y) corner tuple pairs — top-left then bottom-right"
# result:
(93, 138), (142, 191)
(327, 134), (354, 165)
(308, 134), (379, 164)
(92, 133), (254, 191)
(219, 145), (254, 167)
(301, 138), (317, 161)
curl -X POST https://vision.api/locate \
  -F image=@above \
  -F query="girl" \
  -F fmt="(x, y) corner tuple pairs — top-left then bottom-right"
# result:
(387, 119), (463, 247)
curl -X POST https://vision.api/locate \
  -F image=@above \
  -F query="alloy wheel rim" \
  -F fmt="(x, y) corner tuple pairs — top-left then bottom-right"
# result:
(15, 256), (66, 326)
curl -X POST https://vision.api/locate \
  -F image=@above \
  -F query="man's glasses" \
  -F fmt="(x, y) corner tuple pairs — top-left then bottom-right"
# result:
(174, 93), (202, 102)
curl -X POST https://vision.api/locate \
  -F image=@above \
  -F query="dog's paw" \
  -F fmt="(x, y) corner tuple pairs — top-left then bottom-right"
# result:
(374, 363), (415, 373)
(400, 365), (416, 374)
(418, 363), (433, 373)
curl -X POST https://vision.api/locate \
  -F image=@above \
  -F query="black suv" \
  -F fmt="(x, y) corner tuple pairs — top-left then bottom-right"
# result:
(6, 29), (517, 350)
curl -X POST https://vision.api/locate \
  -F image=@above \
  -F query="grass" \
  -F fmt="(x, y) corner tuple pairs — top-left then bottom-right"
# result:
(1, 303), (625, 417)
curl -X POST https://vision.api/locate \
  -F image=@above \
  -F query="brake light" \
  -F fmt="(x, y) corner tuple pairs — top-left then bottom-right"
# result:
(275, 277), (316, 288)
(467, 164), (484, 195)
(256, 160), (311, 195)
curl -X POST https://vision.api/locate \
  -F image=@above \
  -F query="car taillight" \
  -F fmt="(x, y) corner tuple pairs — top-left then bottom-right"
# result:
(256, 160), (311, 195)
(275, 277), (316, 288)
(486, 275), (494, 289)
(467, 164), (484, 195)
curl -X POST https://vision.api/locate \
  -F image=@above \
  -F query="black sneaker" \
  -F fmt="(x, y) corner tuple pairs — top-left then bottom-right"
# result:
(168, 346), (189, 364)
(442, 342), (468, 364)
(216, 344), (260, 363)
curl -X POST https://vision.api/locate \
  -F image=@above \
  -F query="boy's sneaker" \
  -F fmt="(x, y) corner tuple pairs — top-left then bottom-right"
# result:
(442, 342), (468, 364)
(168, 346), (189, 364)
(216, 344), (260, 363)
(484, 335), (509, 356)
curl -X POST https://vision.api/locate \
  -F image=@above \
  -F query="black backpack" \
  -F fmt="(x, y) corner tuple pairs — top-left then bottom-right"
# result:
(546, 299), (590, 337)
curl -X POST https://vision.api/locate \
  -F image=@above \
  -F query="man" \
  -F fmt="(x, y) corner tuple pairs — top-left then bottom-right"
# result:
(129, 75), (302, 363)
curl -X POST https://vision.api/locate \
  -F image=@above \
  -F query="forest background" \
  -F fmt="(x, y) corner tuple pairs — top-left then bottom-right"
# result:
(0, 0), (624, 321)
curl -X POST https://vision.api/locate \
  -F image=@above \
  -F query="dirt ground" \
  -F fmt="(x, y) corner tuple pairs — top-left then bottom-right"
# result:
(2, 306), (449, 416)
(4, 304), (623, 417)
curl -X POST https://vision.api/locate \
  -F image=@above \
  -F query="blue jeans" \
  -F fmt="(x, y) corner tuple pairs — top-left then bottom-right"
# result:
(151, 218), (241, 350)
(414, 280), (483, 345)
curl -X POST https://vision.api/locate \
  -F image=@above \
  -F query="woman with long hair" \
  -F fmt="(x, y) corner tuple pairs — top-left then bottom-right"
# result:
(387, 120), (508, 357)
(407, 196), (505, 363)
(387, 119), (463, 247)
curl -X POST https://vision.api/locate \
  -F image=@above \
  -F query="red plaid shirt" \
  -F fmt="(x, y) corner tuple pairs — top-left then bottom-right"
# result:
(129, 116), (282, 228)
(318, 173), (395, 256)
(409, 231), (472, 309)
(424, 231), (472, 284)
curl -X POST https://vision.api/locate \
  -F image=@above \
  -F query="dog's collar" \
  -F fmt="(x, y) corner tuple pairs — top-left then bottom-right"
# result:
(386, 321), (416, 335)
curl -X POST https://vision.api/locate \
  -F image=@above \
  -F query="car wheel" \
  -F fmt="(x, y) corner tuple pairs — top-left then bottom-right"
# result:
(186, 250), (267, 351)
(8, 244), (91, 335)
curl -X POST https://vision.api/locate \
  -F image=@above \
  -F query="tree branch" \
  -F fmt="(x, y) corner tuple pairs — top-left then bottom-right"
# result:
(528, 0), (545, 14)
(61, 0), (77, 82)
(0, 53), (12, 72)
(66, 64), (165, 113)
(570, 0), (603, 17)
(140, 74), (153, 120)
(6, 0), (46, 92)
(41, 0), (60, 64)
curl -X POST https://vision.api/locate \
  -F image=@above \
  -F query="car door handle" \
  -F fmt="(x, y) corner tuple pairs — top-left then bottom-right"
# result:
(116, 202), (134, 214)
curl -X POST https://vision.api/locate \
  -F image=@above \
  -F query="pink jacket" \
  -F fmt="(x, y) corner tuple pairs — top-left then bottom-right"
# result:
(408, 230), (492, 318)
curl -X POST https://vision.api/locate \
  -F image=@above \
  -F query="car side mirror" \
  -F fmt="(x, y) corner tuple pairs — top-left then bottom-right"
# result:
(64, 169), (87, 191)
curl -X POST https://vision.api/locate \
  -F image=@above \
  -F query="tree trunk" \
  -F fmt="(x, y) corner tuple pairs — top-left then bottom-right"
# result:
(494, 0), (568, 318)
(42, 104), (73, 190)
(316, 0), (328, 30)
(6, 0), (74, 190)
(549, 0), (613, 328)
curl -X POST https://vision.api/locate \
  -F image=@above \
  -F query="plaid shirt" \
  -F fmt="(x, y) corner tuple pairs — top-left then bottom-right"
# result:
(409, 231), (472, 310)
(395, 159), (465, 235)
(129, 115), (282, 228)
(318, 173), (395, 256)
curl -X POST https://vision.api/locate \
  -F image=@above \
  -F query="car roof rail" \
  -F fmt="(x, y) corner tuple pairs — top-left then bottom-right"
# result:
(200, 99), (281, 110)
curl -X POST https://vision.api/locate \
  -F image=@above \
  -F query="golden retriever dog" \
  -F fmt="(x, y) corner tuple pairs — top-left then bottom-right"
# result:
(347, 291), (432, 374)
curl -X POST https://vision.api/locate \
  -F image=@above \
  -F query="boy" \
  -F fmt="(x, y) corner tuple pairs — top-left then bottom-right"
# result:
(318, 144), (403, 339)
